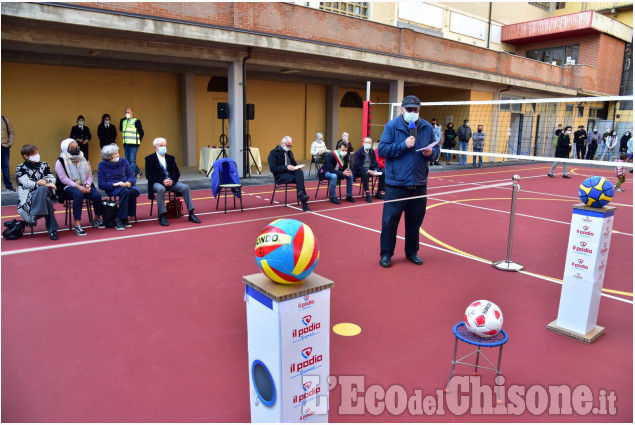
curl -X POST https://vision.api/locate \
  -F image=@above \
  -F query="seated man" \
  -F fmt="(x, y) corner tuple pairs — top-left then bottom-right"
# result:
(322, 140), (355, 205)
(145, 137), (201, 226)
(353, 137), (385, 203)
(268, 136), (310, 211)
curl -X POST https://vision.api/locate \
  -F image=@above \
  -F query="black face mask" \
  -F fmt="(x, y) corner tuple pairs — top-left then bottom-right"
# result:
(69, 148), (81, 156)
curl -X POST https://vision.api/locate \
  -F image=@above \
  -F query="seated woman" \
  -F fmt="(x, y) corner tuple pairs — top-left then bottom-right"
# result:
(97, 144), (140, 231)
(15, 144), (60, 240)
(55, 138), (105, 236)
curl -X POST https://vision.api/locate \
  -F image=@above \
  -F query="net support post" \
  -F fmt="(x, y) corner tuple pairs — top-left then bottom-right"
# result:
(492, 175), (524, 272)
(547, 204), (616, 343)
(244, 273), (333, 422)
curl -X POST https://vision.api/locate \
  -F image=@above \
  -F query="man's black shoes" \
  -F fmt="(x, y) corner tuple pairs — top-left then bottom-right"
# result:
(407, 254), (423, 265)
(188, 210), (201, 223)
(379, 255), (391, 268)
(159, 214), (169, 226)
(329, 197), (341, 205)
(298, 191), (310, 203)
(302, 202), (310, 212)
(346, 196), (356, 203)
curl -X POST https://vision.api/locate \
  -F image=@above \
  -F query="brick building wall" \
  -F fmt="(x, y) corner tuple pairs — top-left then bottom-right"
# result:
(515, 33), (624, 94)
(76, 2), (623, 94)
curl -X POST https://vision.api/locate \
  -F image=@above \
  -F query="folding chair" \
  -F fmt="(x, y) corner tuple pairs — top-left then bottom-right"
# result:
(314, 177), (342, 199)
(215, 160), (243, 213)
(149, 190), (179, 218)
(108, 194), (138, 222)
(63, 197), (94, 230)
(271, 182), (299, 207)
(308, 155), (325, 177)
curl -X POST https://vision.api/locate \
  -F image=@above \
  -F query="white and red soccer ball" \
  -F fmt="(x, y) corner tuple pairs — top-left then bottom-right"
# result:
(464, 300), (503, 338)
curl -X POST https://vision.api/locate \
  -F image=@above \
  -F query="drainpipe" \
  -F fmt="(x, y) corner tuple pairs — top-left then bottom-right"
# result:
(487, 2), (492, 49)
(242, 47), (252, 177)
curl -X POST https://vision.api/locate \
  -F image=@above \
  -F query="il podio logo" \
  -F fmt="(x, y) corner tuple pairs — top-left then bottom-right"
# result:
(298, 295), (315, 310)
(576, 225), (594, 237)
(292, 315), (321, 339)
(293, 380), (321, 404)
(299, 406), (316, 421)
(572, 241), (593, 254)
(290, 347), (323, 374)
(571, 259), (588, 270)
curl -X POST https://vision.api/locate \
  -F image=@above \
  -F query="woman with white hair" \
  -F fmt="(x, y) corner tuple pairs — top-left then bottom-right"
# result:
(97, 143), (139, 231)
(310, 132), (328, 160)
(55, 138), (105, 235)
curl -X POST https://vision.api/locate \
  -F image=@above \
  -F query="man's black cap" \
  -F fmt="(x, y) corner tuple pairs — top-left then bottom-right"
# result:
(402, 95), (420, 108)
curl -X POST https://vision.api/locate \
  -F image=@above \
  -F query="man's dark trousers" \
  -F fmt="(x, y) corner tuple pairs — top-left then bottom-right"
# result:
(380, 185), (427, 258)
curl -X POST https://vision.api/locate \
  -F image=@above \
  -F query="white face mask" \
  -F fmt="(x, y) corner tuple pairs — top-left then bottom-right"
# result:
(593, 129), (598, 133)
(125, 113), (132, 119)
(281, 143), (290, 152)
(403, 112), (419, 123)
(28, 154), (40, 163)
(104, 120), (110, 125)
(339, 149), (347, 156)
(566, 131), (572, 135)
(364, 143), (371, 150)
(111, 156), (120, 162)
(78, 121), (84, 126)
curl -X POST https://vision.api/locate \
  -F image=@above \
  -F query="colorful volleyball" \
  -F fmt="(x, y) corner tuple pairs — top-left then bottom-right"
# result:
(255, 219), (319, 284)
(579, 176), (614, 208)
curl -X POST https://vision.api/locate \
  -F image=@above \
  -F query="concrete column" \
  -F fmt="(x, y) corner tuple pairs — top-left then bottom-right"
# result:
(325, 85), (339, 150)
(389, 80), (404, 119)
(180, 73), (197, 166)
(228, 62), (244, 175)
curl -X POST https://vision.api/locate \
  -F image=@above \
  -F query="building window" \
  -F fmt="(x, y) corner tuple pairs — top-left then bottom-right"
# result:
(527, 45), (579, 66)
(529, 2), (551, 11)
(320, 2), (369, 19)
(500, 95), (523, 112)
(556, 2), (566, 10)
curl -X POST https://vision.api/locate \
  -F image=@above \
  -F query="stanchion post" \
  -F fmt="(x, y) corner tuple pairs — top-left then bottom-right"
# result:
(492, 175), (524, 272)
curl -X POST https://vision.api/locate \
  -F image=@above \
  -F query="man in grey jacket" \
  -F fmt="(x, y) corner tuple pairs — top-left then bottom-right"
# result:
(472, 125), (486, 168)
(456, 119), (472, 166)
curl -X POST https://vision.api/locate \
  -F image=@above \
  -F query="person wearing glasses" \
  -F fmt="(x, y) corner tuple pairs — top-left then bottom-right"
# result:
(377, 95), (440, 268)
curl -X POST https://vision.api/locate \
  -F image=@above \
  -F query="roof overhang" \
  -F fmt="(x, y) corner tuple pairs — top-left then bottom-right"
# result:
(502, 10), (632, 44)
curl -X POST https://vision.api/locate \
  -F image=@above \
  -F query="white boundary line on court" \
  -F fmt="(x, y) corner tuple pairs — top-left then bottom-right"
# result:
(2, 174), (631, 304)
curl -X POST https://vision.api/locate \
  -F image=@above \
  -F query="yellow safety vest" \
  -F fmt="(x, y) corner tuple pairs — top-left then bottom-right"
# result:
(122, 118), (140, 145)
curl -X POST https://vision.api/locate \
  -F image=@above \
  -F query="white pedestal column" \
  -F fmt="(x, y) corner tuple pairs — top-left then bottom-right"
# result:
(245, 273), (333, 422)
(548, 204), (616, 343)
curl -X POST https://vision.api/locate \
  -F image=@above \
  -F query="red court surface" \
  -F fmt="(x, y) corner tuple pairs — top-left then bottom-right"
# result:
(1, 163), (633, 422)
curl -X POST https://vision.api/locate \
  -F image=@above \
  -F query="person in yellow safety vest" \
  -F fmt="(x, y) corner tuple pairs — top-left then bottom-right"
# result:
(119, 107), (145, 178)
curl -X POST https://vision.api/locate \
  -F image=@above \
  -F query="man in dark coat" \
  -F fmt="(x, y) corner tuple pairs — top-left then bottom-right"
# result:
(267, 136), (310, 211)
(145, 137), (201, 226)
(548, 125), (572, 178)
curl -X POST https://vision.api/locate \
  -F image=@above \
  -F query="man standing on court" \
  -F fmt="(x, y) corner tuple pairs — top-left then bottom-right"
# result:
(456, 119), (472, 166)
(574, 125), (587, 160)
(377, 95), (440, 268)
(120, 107), (144, 178)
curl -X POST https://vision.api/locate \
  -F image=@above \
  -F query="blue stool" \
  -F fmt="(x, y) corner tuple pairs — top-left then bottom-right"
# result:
(445, 322), (508, 402)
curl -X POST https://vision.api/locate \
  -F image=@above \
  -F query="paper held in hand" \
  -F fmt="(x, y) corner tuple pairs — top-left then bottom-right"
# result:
(293, 164), (305, 170)
(417, 140), (440, 151)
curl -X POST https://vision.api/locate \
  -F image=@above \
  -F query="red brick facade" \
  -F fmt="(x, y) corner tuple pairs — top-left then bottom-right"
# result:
(515, 33), (624, 94)
(78, 2), (626, 94)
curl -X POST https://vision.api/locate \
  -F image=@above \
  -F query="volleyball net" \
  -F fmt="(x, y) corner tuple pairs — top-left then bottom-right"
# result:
(373, 95), (633, 168)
